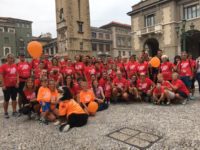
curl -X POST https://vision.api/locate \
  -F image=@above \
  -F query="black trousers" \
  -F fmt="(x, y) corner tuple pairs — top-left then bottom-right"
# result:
(68, 113), (88, 128)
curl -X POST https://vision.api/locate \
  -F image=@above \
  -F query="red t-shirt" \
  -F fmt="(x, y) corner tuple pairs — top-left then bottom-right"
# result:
(136, 62), (148, 75)
(60, 61), (68, 69)
(104, 82), (112, 98)
(48, 66), (60, 74)
(113, 77), (128, 90)
(62, 66), (75, 76)
(153, 86), (165, 95)
(43, 59), (51, 69)
(24, 89), (36, 101)
(74, 62), (84, 75)
(160, 62), (173, 81)
(178, 60), (193, 76)
(17, 61), (31, 81)
(127, 61), (138, 77)
(84, 65), (96, 82)
(161, 81), (172, 91)
(99, 78), (107, 88)
(172, 79), (189, 95)
(107, 69), (116, 80)
(1, 63), (18, 87)
(30, 59), (39, 70)
(137, 78), (153, 92)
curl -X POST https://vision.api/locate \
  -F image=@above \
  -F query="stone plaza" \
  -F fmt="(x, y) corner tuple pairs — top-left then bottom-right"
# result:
(1, 95), (200, 150)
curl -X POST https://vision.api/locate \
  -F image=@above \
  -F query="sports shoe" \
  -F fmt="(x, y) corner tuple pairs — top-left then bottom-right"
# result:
(4, 113), (9, 119)
(62, 124), (70, 132)
(53, 120), (61, 126)
(39, 117), (49, 125)
(166, 101), (171, 105)
(189, 95), (195, 100)
(182, 99), (187, 105)
(12, 112), (18, 117)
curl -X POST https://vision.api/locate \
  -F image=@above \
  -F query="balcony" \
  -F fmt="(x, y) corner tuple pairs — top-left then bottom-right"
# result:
(136, 24), (163, 37)
(57, 20), (67, 31)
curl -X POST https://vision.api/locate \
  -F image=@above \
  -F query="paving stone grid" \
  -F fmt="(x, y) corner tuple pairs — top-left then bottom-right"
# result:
(107, 127), (162, 150)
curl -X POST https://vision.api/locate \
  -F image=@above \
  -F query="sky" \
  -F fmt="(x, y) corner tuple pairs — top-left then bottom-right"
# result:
(0, 0), (140, 37)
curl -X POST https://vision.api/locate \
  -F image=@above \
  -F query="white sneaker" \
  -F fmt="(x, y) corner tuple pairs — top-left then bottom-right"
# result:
(53, 120), (60, 126)
(62, 124), (70, 132)
(182, 99), (187, 105)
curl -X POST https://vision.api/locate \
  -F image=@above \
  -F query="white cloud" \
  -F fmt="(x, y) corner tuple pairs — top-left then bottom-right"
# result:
(0, 0), (140, 37)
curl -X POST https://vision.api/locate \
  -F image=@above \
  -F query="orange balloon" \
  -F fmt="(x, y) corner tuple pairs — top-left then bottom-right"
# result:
(27, 41), (43, 59)
(87, 101), (98, 114)
(150, 57), (160, 68)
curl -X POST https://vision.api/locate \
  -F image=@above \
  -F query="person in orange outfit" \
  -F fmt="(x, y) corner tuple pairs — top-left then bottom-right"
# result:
(78, 81), (97, 115)
(58, 87), (88, 132)
(37, 78), (51, 125)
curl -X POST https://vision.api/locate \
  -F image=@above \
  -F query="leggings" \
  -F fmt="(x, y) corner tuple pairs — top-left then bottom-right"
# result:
(68, 113), (88, 128)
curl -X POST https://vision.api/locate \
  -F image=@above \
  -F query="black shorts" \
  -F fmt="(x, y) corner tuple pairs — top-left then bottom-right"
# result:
(18, 81), (26, 94)
(3, 87), (18, 102)
(177, 91), (188, 99)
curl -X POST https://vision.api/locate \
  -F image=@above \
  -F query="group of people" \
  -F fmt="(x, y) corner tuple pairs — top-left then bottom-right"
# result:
(0, 49), (199, 132)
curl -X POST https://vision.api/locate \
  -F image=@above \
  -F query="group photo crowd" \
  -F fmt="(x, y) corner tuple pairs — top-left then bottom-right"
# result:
(1, 48), (200, 132)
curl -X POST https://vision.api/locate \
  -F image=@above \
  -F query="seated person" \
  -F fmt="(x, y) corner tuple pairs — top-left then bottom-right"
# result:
(157, 73), (175, 105)
(168, 72), (189, 105)
(112, 71), (129, 102)
(78, 81), (97, 116)
(128, 75), (140, 101)
(58, 87), (89, 132)
(152, 83), (165, 105)
(20, 78), (40, 119)
(92, 80), (108, 111)
(136, 73), (155, 102)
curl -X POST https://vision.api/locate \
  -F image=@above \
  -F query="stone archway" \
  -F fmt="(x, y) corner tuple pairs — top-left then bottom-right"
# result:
(185, 30), (200, 59)
(143, 38), (159, 57)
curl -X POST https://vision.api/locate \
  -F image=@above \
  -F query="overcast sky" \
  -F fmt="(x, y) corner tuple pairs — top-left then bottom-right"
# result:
(0, 0), (140, 37)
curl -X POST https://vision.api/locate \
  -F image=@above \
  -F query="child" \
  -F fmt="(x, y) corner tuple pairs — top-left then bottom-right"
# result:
(152, 83), (165, 105)
(49, 79), (60, 123)
(20, 78), (40, 119)
(37, 78), (51, 124)
(59, 87), (89, 132)
(92, 80), (108, 111)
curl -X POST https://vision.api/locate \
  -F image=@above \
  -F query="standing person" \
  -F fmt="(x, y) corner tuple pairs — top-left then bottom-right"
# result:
(0, 54), (19, 118)
(60, 55), (69, 69)
(58, 87), (89, 132)
(177, 51), (195, 100)
(84, 58), (96, 83)
(136, 56), (149, 77)
(74, 55), (85, 79)
(173, 55), (181, 72)
(196, 57), (200, 94)
(104, 76), (112, 104)
(168, 72), (189, 105)
(127, 55), (138, 79)
(160, 55), (173, 81)
(17, 53), (31, 111)
(37, 78), (51, 124)
(152, 83), (165, 105)
(42, 53), (51, 70)
(62, 59), (75, 79)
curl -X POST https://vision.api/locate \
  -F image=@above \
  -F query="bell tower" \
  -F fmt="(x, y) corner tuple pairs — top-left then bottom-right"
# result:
(55, 0), (91, 57)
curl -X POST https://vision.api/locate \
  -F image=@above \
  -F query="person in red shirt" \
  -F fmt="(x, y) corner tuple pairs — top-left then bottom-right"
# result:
(152, 83), (165, 105)
(62, 59), (75, 79)
(60, 54), (69, 69)
(177, 51), (194, 96)
(34, 62), (46, 89)
(127, 55), (138, 79)
(94, 61), (102, 80)
(42, 53), (51, 70)
(168, 72), (189, 105)
(160, 55), (174, 81)
(74, 55), (85, 79)
(0, 54), (19, 118)
(136, 56), (149, 77)
(128, 75), (139, 100)
(157, 73), (175, 105)
(112, 71), (129, 102)
(30, 58), (40, 71)
(137, 73), (155, 102)
(104, 76), (112, 104)
(17, 53), (32, 110)
(84, 60), (96, 83)
(99, 72), (108, 89)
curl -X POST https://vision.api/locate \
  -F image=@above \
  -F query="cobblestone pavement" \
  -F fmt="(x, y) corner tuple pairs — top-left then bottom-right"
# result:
(1, 96), (200, 150)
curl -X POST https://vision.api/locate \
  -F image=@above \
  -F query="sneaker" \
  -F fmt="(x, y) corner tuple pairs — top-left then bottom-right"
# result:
(182, 99), (187, 105)
(189, 95), (195, 100)
(61, 124), (70, 132)
(53, 120), (61, 126)
(4, 113), (9, 119)
(39, 117), (49, 125)
(12, 112), (18, 117)
(166, 101), (171, 105)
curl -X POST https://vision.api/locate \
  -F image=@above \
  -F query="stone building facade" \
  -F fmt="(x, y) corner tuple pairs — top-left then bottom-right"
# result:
(55, 0), (91, 58)
(128, 0), (200, 59)
(91, 27), (112, 57)
(101, 22), (132, 58)
(0, 17), (32, 57)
